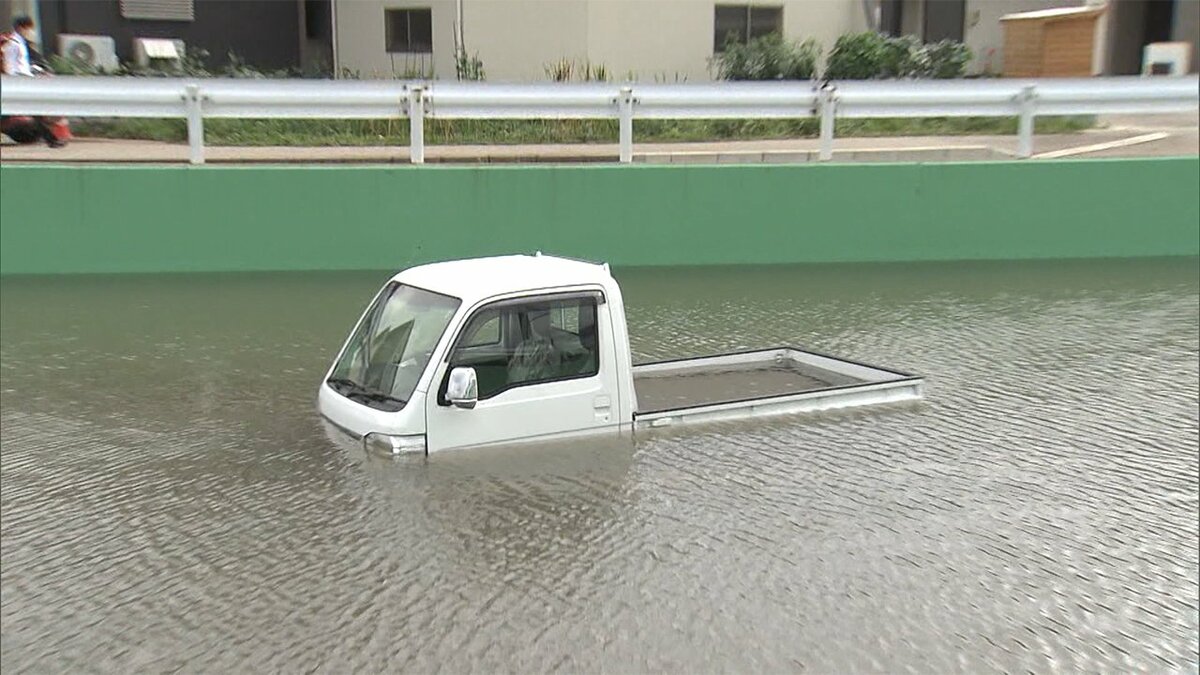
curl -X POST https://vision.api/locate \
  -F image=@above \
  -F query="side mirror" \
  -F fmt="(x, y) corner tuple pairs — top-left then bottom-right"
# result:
(446, 367), (478, 409)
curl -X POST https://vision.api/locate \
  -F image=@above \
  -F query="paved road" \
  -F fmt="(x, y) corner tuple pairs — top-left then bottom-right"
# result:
(2, 114), (1195, 164)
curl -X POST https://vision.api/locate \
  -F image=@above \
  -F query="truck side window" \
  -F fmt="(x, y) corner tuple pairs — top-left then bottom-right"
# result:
(448, 296), (600, 400)
(460, 313), (501, 347)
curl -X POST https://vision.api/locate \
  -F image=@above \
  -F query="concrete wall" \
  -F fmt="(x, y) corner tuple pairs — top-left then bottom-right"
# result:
(333, 0), (870, 82)
(1, 159), (1196, 276)
(897, 0), (924, 35)
(468, 0), (589, 81)
(585, 1), (716, 82)
(1107, 0), (1149, 73)
(1172, 0), (1199, 73)
(781, 0), (868, 60)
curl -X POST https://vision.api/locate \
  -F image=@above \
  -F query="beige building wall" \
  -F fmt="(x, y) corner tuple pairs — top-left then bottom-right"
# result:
(587, 0), (868, 82)
(335, 0), (870, 81)
(584, 1), (712, 81)
(335, 0), (457, 78)
(782, 0), (870, 60)
(466, 0), (589, 81)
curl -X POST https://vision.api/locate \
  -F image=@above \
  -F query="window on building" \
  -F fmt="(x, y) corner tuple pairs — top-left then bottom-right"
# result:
(385, 8), (433, 53)
(714, 5), (783, 51)
(120, 0), (195, 21)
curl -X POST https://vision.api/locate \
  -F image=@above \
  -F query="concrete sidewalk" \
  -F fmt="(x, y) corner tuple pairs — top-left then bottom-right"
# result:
(2, 114), (1195, 164)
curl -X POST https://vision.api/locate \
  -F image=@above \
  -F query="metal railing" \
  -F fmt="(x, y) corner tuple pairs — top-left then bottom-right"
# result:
(2, 75), (1196, 164)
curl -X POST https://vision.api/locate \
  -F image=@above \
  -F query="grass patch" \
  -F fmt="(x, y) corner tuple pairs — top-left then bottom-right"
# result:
(71, 115), (1095, 147)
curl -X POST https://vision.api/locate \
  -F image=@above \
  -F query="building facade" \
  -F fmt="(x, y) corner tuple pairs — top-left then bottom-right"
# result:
(332, 0), (874, 81)
(2, 0), (1194, 79)
(0, 0), (334, 72)
(334, 0), (1198, 81)
(882, 0), (1199, 75)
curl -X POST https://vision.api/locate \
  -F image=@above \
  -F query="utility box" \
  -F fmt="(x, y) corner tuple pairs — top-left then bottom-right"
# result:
(1001, 6), (1105, 77)
(1142, 42), (1193, 75)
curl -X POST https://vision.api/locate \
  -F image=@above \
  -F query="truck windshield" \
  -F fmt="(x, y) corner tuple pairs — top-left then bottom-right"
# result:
(327, 283), (460, 411)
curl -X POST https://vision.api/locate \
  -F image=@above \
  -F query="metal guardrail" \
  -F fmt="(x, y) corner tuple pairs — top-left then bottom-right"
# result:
(2, 75), (1196, 164)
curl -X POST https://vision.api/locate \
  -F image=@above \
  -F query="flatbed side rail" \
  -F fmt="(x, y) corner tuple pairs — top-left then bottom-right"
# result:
(632, 346), (919, 379)
(633, 378), (924, 427)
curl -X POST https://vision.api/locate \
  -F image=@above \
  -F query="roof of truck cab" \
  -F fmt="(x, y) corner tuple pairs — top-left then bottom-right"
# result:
(392, 254), (617, 304)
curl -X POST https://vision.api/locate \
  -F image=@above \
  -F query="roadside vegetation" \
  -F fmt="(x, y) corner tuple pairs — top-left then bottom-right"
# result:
(71, 116), (1093, 147)
(51, 36), (1094, 148)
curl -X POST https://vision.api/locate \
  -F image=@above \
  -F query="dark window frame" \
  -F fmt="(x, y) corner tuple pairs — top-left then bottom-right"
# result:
(385, 8), (434, 54)
(714, 4), (784, 52)
(438, 291), (605, 405)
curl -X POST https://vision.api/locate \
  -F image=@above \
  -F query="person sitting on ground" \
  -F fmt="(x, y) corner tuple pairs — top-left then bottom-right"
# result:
(1, 16), (65, 148)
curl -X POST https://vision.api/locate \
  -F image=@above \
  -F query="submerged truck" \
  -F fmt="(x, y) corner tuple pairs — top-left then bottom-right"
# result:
(319, 254), (923, 454)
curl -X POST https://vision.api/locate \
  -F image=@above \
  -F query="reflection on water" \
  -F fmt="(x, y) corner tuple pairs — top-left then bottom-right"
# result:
(2, 258), (1197, 672)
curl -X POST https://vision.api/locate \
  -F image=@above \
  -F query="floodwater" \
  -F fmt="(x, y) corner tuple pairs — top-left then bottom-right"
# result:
(1, 258), (1197, 673)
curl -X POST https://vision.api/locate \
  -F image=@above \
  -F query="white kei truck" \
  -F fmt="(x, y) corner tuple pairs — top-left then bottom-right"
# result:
(318, 254), (923, 454)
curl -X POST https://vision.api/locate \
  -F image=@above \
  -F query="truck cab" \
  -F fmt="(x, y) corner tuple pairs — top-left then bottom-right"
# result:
(319, 254), (923, 454)
(319, 255), (637, 453)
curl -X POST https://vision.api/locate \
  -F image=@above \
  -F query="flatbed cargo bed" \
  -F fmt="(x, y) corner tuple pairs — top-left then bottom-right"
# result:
(632, 347), (922, 429)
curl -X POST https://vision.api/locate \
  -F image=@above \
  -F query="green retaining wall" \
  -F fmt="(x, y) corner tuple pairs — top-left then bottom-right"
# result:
(1, 158), (1197, 275)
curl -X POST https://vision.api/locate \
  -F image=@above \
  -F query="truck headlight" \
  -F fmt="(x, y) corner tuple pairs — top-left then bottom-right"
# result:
(363, 432), (427, 456)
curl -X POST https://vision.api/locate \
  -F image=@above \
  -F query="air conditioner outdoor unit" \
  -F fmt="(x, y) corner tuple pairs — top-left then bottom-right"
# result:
(57, 34), (119, 72)
(1142, 42), (1191, 76)
(132, 37), (186, 68)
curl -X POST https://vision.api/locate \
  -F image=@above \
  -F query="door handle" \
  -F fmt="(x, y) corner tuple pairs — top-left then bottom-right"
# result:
(593, 394), (612, 422)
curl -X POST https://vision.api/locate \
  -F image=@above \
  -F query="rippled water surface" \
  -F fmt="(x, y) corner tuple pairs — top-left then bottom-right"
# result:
(2, 259), (1198, 673)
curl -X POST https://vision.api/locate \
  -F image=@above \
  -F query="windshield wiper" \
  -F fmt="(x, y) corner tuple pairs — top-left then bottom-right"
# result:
(325, 377), (406, 409)
(325, 377), (358, 395)
(349, 390), (406, 406)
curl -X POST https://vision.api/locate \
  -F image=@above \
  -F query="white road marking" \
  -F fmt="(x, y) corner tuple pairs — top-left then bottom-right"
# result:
(1033, 132), (1171, 159)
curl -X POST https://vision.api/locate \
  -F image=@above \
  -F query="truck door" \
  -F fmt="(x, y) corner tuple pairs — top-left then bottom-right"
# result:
(425, 291), (619, 452)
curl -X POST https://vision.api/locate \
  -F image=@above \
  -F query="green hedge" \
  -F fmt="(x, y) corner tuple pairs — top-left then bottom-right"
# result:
(825, 32), (972, 80)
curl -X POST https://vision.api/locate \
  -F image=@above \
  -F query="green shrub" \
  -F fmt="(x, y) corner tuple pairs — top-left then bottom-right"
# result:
(880, 34), (930, 77)
(47, 54), (104, 76)
(825, 32), (886, 79)
(924, 40), (973, 79)
(826, 32), (972, 80)
(712, 33), (821, 81)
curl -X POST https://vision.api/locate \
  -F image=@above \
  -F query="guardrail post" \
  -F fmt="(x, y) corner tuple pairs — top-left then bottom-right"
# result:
(184, 84), (204, 165)
(408, 85), (425, 164)
(1017, 85), (1037, 159)
(618, 86), (634, 164)
(818, 84), (836, 162)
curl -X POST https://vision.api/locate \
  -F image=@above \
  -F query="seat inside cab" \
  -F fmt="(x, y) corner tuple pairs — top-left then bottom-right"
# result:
(446, 299), (599, 400)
